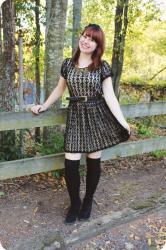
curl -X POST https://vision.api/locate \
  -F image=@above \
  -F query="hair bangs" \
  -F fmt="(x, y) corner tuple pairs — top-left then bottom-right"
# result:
(83, 28), (100, 43)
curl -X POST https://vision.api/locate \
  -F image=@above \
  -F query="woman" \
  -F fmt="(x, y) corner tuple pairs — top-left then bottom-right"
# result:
(31, 23), (131, 224)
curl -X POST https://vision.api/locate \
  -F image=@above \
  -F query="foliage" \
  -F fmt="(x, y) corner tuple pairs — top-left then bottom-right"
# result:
(151, 150), (166, 159)
(0, 191), (5, 198)
(0, 129), (64, 162)
(119, 81), (166, 104)
(127, 115), (165, 138)
(35, 131), (64, 156)
(0, 131), (22, 161)
(137, 124), (154, 137)
(123, 1), (166, 80)
(14, 0), (45, 83)
(65, 0), (115, 59)
(64, 0), (166, 83)
(150, 21), (166, 56)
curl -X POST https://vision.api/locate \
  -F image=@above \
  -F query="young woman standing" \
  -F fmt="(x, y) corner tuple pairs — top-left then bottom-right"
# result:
(31, 24), (131, 224)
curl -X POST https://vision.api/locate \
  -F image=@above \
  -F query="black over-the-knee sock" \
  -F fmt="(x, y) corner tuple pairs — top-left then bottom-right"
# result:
(64, 158), (80, 207)
(84, 157), (101, 203)
(78, 157), (101, 220)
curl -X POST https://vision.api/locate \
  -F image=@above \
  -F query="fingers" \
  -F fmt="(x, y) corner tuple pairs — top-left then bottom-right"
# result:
(31, 105), (45, 114)
(125, 123), (131, 135)
(128, 127), (131, 135)
(37, 106), (43, 113)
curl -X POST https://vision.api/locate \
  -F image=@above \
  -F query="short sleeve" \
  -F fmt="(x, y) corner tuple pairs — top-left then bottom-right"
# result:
(60, 58), (69, 79)
(101, 60), (114, 81)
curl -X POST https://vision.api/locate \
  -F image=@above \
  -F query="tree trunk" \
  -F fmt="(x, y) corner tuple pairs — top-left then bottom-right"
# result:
(0, 9), (3, 147)
(0, 9), (3, 111)
(72, 0), (82, 55)
(112, 0), (129, 98)
(44, 0), (68, 109)
(43, 0), (68, 143)
(1, 0), (16, 160)
(45, 0), (52, 39)
(35, 0), (41, 141)
(2, 0), (15, 111)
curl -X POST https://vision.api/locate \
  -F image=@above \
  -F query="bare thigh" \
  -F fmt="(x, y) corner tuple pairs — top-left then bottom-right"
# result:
(65, 152), (82, 160)
(86, 150), (102, 159)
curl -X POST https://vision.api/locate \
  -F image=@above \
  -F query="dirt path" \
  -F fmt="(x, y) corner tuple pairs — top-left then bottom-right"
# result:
(70, 207), (166, 250)
(0, 153), (166, 249)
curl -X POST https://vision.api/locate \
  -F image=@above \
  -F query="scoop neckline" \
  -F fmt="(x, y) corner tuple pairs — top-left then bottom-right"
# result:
(75, 64), (89, 69)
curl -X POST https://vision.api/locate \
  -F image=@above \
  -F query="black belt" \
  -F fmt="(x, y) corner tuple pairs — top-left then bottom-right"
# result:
(66, 95), (103, 102)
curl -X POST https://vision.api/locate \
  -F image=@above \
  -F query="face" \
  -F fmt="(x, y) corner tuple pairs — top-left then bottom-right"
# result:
(79, 33), (97, 54)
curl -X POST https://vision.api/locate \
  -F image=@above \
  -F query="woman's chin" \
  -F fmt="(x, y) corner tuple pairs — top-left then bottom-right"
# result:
(80, 48), (92, 54)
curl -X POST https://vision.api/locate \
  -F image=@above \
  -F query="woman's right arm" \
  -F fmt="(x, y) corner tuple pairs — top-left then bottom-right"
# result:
(31, 76), (67, 114)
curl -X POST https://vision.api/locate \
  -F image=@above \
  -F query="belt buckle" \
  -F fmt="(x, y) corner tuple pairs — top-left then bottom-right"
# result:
(81, 96), (87, 102)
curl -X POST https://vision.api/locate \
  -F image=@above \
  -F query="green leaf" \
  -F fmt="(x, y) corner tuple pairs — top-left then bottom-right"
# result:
(0, 191), (5, 198)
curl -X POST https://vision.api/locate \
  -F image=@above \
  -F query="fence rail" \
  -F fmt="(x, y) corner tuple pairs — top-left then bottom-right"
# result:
(0, 101), (165, 180)
(0, 101), (165, 131)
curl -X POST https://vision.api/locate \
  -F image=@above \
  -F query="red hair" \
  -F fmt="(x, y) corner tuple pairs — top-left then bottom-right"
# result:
(72, 24), (105, 71)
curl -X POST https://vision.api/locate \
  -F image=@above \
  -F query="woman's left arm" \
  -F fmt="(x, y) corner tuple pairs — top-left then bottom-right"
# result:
(102, 77), (130, 134)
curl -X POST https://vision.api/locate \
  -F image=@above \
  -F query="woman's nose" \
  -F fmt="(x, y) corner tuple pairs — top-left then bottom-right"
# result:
(84, 38), (89, 44)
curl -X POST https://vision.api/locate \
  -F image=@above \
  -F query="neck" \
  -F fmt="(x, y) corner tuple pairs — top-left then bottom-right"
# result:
(79, 52), (92, 64)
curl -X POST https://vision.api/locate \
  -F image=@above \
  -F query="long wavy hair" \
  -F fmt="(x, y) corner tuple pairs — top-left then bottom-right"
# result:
(72, 24), (105, 71)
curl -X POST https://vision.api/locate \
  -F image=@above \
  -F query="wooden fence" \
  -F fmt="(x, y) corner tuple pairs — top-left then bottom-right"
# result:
(0, 101), (166, 180)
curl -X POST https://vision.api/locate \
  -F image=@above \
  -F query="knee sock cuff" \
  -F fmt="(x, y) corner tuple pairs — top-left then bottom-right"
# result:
(86, 157), (101, 165)
(65, 158), (80, 166)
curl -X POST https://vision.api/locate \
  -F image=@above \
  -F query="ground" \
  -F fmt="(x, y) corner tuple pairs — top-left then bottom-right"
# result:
(0, 152), (166, 250)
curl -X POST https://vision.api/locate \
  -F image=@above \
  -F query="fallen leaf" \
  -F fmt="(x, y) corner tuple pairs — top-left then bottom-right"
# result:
(147, 238), (152, 246)
(33, 207), (38, 214)
(23, 219), (30, 224)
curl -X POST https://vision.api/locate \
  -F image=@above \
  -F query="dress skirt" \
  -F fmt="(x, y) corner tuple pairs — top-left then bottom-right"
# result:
(64, 97), (130, 153)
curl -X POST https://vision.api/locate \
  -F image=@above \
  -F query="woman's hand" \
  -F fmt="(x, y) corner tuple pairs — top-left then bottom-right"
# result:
(31, 104), (47, 115)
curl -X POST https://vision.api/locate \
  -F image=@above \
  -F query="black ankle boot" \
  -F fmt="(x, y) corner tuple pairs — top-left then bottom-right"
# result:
(64, 158), (81, 224)
(65, 198), (81, 224)
(78, 198), (93, 221)
(78, 157), (101, 221)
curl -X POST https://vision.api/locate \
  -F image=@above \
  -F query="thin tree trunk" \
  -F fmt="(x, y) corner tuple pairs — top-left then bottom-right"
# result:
(72, 0), (82, 55)
(150, 66), (166, 80)
(2, 0), (15, 111)
(0, 9), (3, 110)
(1, 0), (16, 160)
(35, 0), (41, 141)
(45, 0), (52, 40)
(18, 32), (24, 111)
(112, 0), (129, 98)
(0, 9), (3, 147)
(18, 31), (24, 156)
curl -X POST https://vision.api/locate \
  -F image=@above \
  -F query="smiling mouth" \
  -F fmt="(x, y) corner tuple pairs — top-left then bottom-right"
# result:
(81, 43), (89, 49)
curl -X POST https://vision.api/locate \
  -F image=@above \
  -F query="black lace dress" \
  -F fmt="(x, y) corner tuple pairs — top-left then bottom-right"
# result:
(60, 58), (130, 153)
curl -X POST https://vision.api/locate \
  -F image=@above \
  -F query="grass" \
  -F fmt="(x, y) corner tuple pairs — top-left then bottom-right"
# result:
(150, 150), (166, 159)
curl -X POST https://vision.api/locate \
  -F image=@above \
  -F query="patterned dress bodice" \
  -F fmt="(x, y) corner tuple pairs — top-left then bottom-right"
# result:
(60, 58), (113, 97)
